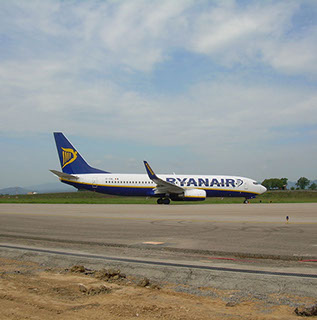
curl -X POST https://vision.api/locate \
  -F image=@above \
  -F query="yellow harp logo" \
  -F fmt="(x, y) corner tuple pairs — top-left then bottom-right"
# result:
(61, 148), (78, 168)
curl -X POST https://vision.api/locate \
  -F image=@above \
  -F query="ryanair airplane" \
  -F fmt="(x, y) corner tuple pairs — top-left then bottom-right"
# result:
(51, 132), (266, 204)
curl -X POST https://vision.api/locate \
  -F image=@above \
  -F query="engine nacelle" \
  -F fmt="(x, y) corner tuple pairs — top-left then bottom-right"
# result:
(172, 189), (206, 201)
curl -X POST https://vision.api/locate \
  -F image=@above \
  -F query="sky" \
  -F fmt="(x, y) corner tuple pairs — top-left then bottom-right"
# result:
(0, 0), (317, 188)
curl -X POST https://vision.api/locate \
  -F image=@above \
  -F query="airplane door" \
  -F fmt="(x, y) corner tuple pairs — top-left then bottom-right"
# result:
(92, 178), (98, 189)
(244, 180), (248, 190)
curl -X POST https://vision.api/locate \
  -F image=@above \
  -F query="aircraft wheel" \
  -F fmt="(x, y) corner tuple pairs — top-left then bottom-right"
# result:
(163, 198), (170, 205)
(243, 199), (249, 204)
(157, 198), (163, 204)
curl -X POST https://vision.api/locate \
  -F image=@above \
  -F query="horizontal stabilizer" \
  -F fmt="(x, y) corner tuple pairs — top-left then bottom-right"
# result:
(50, 170), (79, 180)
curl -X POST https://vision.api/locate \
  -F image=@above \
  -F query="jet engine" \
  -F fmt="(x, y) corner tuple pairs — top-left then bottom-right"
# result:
(171, 189), (206, 201)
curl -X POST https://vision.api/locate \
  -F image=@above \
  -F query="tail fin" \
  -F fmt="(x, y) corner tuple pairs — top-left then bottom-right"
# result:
(53, 132), (109, 174)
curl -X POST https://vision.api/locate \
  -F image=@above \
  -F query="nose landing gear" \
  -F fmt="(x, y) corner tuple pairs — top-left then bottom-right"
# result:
(243, 199), (249, 204)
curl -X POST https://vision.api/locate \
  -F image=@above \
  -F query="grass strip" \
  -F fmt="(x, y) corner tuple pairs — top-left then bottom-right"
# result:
(0, 190), (317, 204)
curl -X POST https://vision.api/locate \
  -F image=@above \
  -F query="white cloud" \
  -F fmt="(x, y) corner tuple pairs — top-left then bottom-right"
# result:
(261, 25), (317, 75)
(186, 1), (308, 69)
(1, 53), (316, 152)
(1, 1), (316, 75)
(70, 0), (191, 72)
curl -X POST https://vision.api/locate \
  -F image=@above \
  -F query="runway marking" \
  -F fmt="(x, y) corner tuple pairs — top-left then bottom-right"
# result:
(0, 212), (317, 224)
(205, 257), (242, 261)
(142, 242), (165, 245)
(0, 244), (316, 279)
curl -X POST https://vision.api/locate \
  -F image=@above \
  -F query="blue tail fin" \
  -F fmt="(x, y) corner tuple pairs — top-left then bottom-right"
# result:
(53, 132), (109, 174)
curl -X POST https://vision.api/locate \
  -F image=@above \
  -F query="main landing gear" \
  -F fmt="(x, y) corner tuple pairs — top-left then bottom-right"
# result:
(157, 198), (170, 205)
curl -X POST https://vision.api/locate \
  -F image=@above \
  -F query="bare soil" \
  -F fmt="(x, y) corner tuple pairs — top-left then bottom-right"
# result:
(0, 257), (315, 320)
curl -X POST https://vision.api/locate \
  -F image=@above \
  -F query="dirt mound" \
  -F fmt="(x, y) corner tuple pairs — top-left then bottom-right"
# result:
(295, 304), (317, 316)
(79, 284), (111, 295)
(94, 268), (126, 281)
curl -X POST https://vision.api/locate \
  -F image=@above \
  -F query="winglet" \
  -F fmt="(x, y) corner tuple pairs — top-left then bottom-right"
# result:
(143, 161), (158, 180)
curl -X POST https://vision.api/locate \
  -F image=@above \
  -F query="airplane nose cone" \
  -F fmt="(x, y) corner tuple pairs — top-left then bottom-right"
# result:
(261, 185), (267, 194)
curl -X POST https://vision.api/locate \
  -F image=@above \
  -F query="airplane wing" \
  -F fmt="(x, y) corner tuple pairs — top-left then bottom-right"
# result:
(50, 170), (79, 180)
(143, 161), (184, 194)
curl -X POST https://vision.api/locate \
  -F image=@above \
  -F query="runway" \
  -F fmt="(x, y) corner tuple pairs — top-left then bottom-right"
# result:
(0, 203), (316, 259)
(1, 203), (316, 297)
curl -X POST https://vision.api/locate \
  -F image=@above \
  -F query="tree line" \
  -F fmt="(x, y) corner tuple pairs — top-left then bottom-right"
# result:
(262, 177), (317, 190)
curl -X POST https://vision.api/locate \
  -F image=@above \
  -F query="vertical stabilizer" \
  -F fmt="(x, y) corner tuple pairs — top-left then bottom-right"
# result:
(53, 132), (108, 174)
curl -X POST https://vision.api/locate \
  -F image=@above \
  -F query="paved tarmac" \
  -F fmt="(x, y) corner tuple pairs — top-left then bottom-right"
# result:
(0, 203), (316, 259)
(1, 203), (317, 298)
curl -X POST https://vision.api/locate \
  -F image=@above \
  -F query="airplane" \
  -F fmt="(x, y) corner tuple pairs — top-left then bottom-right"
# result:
(51, 132), (267, 204)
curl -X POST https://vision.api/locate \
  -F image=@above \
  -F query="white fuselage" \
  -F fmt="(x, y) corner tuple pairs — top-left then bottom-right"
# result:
(60, 173), (266, 198)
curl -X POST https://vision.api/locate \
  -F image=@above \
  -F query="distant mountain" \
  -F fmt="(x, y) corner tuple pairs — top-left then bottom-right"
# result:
(25, 182), (76, 194)
(0, 187), (31, 195)
(0, 182), (76, 195)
